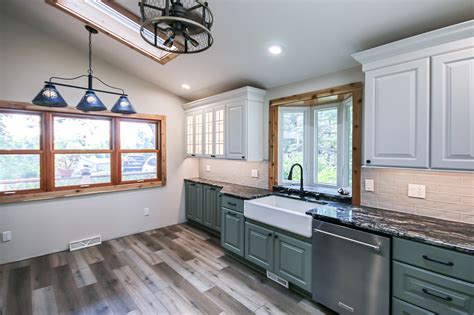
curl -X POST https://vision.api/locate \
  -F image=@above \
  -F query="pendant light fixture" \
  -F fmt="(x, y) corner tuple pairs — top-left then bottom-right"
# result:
(32, 25), (136, 114)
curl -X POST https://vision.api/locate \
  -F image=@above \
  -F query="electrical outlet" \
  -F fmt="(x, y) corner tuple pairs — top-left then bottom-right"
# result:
(251, 169), (258, 178)
(2, 231), (12, 242)
(365, 179), (375, 192)
(206, 165), (211, 172)
(144, 208), (150, 216)
(408, 184), (426, 199)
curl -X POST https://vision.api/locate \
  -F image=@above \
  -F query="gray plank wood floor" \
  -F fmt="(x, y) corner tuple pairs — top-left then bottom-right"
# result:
(0, 223), (334, 315)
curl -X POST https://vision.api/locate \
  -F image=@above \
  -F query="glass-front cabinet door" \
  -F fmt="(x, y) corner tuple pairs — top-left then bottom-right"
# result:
(185, 110), (204, 157)
(214, 106), (225, 158)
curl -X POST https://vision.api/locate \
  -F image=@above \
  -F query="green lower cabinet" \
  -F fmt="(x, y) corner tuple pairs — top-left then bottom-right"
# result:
(215, 193), (222, 231)
(274, 232), (312, 292)
(244, 221), (312, 292)
(185, 182), (197, 220)
(221, 208), (244, 257)
(393, 261), (474, 315)
(392, 298), (436, 315)
(194, 184), (204, 223)
(245, 222), (274, 270)
(203, 186), (218, 228)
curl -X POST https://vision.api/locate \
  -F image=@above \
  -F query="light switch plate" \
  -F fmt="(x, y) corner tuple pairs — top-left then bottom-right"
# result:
(2, 231), (12, 242)
(206, 165), (211, 172)
(365, 179), (375, 192)
(408, 184), (426, 199)
(251, 169), (258, 178)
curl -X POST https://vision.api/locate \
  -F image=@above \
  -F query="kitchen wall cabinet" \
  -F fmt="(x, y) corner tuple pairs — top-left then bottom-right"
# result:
(364, 59), (430, 168)
(244, 221), (312, 292)
(352, 20), (474, 170)
(185, 181), (221, 232)
(431, 48), (474, 170)
(183, 86), (266, 161)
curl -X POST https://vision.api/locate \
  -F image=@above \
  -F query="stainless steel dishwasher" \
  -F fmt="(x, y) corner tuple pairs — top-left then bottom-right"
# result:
(312, 219), (390, 315)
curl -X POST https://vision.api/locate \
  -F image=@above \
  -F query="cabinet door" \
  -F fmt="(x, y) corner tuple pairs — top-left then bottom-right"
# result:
(185, 113), (195, 157)
(226, 101), (247, 160)
(185, 182), (197, 220)
(365, 58), (430, 168)
(221, 208), (244, 257)
(214, 106), (226, 158)
(203, 185), (216, 228)
(203, 109), (214, 158)
(193, 184), (204, 223)
(274, 233), (312, 292)
(214, 192), (222, 231)
(431, 48), (474, 170)
(193, 112), (204, 157)
(245, 222), (274, 271)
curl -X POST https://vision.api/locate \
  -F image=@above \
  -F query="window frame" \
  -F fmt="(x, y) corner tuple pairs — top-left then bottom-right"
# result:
(0, 101), (166, 203)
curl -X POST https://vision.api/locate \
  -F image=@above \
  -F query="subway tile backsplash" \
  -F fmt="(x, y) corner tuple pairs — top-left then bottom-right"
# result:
(198, 159), (269, 189)
(361, 168), (474, 224)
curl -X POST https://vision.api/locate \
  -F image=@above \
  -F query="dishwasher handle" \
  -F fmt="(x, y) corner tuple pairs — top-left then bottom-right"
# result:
(314, 228), (382, 252)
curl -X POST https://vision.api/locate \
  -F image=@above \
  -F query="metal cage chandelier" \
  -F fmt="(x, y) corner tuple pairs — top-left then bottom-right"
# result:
(139, 0), (214, 54)
(32, 25), (136, 114)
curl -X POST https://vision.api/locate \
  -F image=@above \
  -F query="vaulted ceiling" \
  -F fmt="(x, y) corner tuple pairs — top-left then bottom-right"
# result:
(2, 0), (473, 101)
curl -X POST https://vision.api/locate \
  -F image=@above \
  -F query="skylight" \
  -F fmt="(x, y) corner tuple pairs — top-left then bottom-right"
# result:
(47, 0), (178, 65)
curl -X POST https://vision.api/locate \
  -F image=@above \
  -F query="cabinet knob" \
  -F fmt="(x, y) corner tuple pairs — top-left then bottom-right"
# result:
(366, 160), (371, 164)
(268, 233), (272, 236)
(211, 155), (216, 158)
(274, 235), (278, 239)
(241, 156), (245, 159)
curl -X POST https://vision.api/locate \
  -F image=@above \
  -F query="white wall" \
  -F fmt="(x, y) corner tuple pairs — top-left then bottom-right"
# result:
(0, 13), (199, 264)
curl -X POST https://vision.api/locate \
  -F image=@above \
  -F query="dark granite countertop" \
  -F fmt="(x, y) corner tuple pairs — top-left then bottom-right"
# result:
(184, 178), (272, 200)
(306, 202), (474, 255)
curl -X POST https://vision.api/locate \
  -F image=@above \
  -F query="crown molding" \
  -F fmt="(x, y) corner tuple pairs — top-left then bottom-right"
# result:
(352, 20), (474, 67)
(182, 86), (267, 110)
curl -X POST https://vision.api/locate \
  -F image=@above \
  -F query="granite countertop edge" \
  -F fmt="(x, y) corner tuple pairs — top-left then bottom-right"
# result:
(184, 178), (272, 200)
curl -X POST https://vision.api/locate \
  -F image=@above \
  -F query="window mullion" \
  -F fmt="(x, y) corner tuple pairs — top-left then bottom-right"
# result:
(44, 112), (53, 192)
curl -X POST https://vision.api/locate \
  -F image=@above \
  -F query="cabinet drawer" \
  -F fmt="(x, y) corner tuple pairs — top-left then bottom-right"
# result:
(221, 195), (244, 212)
(393, 238), (474, 283)
(392, 298), (436, 315)
(393, 261), (474, 315)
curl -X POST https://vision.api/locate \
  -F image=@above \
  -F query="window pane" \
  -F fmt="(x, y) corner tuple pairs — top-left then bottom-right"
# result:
(282, 111), (304, 180)
(121, 153), (158, 181)
(0, 155), (40, 191)
(55, 154), (111, 187)
(120, 121), (156, 149)
(0, 113), (40, 150)
(215, 109), (224, 155)
(194, 114), (202, 155)
(54, 116), (110, 150)
(346, 102), (353, 187)
(316, 108), (338, 185)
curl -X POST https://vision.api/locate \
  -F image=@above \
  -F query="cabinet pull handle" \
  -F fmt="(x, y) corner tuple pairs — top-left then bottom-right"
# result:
(422, 255), (454, 266)
(268, 233), (272, 236)
(274, 235), (278, 239)
(190, 183), (196, 186)
(211, 155), (216, 158)
(241, 156), (245, 159)
(227, 202), (237, 206)
(210, 188), (216, 191)
(421, 288), (452, 302)
(191, 154), (196, 157)
(366, 160), (371, 164)
(227, 211), (237, 217)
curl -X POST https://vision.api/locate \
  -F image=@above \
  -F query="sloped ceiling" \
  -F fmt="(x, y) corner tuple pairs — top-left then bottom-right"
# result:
(2, 0), (473, 101)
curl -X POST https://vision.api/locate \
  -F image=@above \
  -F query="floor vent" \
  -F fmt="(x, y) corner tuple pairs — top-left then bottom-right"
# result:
(266, 271), (289, 288)
(69, 235), (102, 251)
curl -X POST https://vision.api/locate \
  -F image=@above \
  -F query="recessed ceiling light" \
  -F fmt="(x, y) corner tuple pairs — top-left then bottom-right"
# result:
(268, 45), (282, 55)
(181, 84), (191, 89)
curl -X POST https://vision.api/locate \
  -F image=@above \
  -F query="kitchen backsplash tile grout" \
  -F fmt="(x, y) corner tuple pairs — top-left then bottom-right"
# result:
(361, 168), (474, 224)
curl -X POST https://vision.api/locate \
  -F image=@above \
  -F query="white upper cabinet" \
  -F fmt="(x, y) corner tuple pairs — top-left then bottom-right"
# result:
(353, 20), (474, 171)
(183, 87), (266, 161)
(431, 48), (474, 170)
(364, 58), (430, 168)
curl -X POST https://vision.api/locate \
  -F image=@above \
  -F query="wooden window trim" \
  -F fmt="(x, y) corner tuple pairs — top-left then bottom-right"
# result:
(268, 82), (362, 206)
(0, 100), (166, 204)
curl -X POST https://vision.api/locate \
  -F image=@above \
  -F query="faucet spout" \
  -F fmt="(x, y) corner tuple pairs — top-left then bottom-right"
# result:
(288, 163), (304, 198)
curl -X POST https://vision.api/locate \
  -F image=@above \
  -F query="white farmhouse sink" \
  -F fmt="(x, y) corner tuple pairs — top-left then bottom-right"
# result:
(244, 195), (315, 238)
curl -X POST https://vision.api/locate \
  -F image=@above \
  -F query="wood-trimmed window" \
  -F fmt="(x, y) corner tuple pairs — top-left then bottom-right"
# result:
(0, 101), (166, 203)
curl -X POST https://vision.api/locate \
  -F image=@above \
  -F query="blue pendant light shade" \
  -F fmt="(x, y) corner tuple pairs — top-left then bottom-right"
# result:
(76, 90), (107, 112)
(32, 84), (68, 107)
(111, 95), (137, 114)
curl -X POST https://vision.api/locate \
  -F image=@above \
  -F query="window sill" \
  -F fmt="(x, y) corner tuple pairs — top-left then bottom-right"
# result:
(0, 181), (164, 204)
